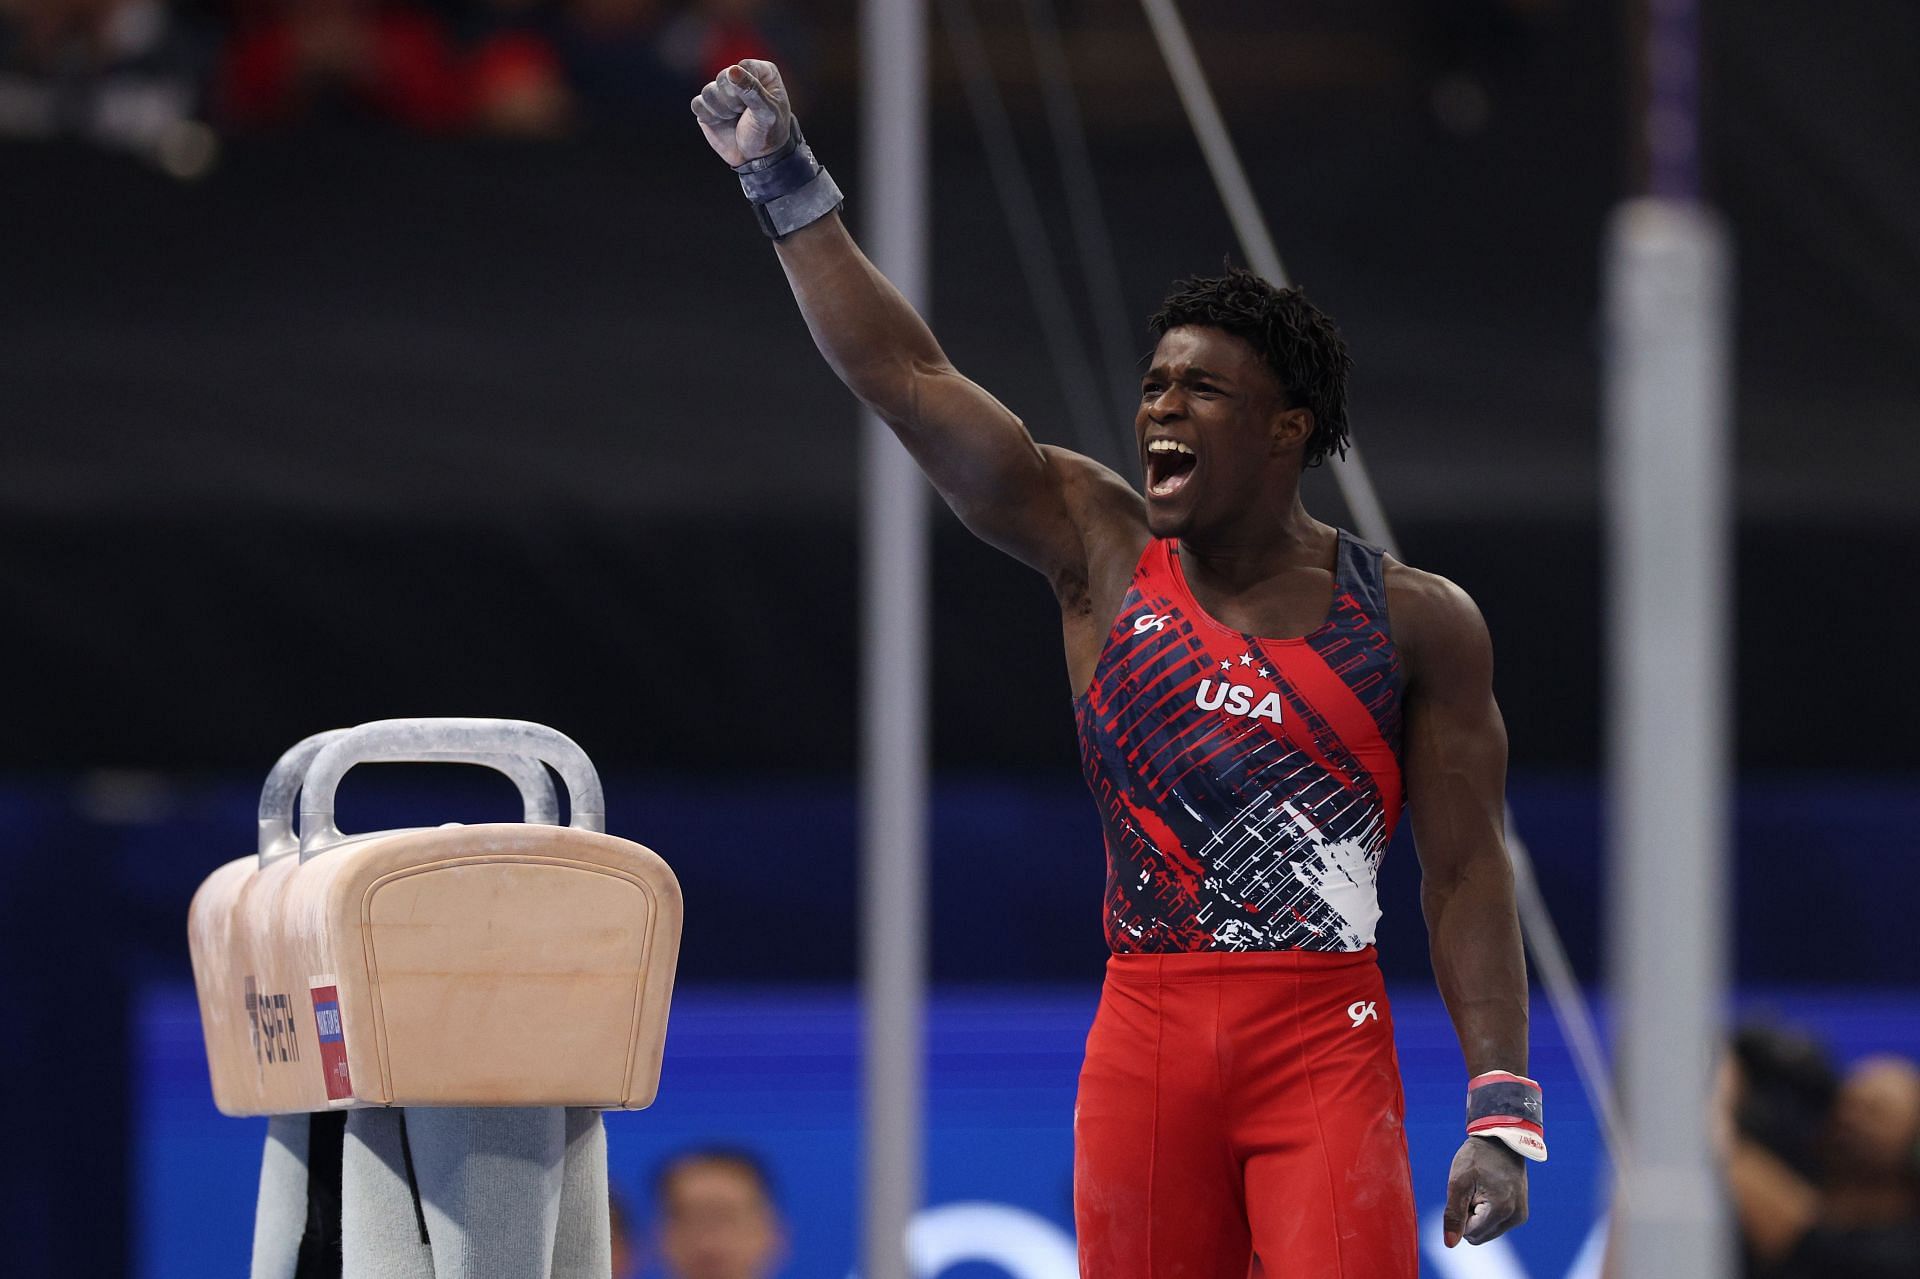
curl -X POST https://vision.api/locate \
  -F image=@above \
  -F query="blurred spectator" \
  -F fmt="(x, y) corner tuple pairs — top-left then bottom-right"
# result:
(466, 25), (568, 134)
(220, 0), (471, 131)
(655, 0), (793, 87)
(458, 0), (570, 136)
(3, 0), (800, 145)
(0, 0), (216, 168)
(652, 1147), (787, 1279)
(1720, 1025), (1920, 1278)
(551, 0), (677, 128)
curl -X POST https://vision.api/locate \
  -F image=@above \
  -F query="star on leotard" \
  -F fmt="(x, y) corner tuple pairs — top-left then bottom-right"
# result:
(1239, 653), (1254, 666)
(1257, 667), (1271, 678)
(1219, 660), (1231, 672)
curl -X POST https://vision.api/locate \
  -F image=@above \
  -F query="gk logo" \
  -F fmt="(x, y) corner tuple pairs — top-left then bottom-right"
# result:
(1131, 613), (1173, 634)
(1347, 1000), (1379, 1028)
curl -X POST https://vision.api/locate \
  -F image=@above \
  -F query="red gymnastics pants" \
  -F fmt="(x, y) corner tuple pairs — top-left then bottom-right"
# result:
(1073, 949), (1418, 1278)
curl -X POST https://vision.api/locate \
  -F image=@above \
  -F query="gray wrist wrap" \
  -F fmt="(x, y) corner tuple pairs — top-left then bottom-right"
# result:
(733, 121), (844, 240)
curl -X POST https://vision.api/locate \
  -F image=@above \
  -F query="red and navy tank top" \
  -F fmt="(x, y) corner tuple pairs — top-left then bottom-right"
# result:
(1074, 531), (1405, 953)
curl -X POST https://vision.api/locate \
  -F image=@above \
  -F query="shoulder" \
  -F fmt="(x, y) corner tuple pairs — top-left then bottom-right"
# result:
(1037, 445), (1149, 619)
(1383, 558), (1493, 688)
(1040, 445), (1145, 523)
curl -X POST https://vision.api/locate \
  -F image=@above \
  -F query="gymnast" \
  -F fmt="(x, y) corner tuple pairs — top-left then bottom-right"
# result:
(691, 58), (1541, 1277)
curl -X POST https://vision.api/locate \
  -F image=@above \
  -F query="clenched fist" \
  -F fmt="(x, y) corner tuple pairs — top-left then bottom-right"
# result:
(691, 59), (792, 167)
(1443, 1135), (1529, 1247)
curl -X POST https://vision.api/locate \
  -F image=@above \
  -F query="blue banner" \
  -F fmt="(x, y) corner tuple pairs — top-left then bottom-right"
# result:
(135, 983), (1920, 1278)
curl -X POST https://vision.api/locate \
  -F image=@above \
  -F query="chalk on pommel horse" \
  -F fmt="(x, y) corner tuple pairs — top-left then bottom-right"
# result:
(188, 718), (683, 1279)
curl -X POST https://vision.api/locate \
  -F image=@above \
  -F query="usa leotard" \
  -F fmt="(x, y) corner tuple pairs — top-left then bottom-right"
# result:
(1072, 532), (1418, 1278)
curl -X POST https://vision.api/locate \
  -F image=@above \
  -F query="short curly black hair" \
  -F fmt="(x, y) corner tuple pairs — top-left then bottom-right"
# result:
(1148, 267), (1353, 468)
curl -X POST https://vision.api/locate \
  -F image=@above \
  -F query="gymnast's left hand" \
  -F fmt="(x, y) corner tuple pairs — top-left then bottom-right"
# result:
(1442, 1136), (1528, 1247)
(691, 59), (792, 167)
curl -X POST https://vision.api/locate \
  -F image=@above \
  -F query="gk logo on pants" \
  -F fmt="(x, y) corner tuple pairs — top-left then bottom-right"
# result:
(1347, 1000), (1378, 1027)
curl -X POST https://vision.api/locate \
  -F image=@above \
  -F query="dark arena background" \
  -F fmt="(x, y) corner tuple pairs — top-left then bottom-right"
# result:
(3, 0), (1918, 1276)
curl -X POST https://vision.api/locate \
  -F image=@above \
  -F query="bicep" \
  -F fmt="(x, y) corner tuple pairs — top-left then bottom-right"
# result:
(1401, 582), (1510, 885)
(903, 368), (1076, 571)
(900, 368), (1118, 586)
(774, 216), (1100, 584)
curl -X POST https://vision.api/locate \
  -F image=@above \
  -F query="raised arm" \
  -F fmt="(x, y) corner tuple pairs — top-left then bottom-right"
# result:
(690, 60), (1088, 585)
(1391, 564), (1532, 1249)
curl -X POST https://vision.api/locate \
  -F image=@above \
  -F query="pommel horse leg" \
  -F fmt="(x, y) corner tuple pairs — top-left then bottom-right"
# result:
(548, 1111), (613, 1277)
(341, 1107), (610, 1279)
(342, 1110), (436, 1279)
(255, 1107), (609, 1279)
(252, 1115), (311, 1278)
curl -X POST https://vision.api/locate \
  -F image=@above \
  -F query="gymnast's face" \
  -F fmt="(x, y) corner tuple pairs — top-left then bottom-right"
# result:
(1137, 325), (1309, 540)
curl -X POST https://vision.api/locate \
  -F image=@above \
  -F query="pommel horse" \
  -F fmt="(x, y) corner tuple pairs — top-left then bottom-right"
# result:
(188, 718), (683, 1278)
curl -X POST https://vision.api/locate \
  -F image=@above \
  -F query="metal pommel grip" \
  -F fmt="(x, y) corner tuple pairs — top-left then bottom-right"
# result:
(297, 717), (605, 860)
(1466, 1071), (1548, 1163)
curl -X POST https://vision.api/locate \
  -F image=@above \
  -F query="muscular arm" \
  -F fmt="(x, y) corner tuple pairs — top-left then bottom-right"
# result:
(692, 60), (1090, 586)
(1392, 565), (1531, 1247)
(1398, 568), (1527, 1075)
(772, 213), (1084, 580)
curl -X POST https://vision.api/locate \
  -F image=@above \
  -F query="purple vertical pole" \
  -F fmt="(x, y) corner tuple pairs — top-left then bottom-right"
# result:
(1644, 0), (1702, 201)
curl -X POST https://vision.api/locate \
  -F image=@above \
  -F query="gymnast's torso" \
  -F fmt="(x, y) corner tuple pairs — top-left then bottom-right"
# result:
(1073, 530), (1405, 953)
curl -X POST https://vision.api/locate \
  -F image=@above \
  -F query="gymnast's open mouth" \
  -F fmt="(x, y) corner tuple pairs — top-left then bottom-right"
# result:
(1145, 437), (1198, 498)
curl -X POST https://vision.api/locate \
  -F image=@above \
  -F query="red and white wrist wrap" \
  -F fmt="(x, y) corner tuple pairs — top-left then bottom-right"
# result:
(1466, 1071), (1547, 1163)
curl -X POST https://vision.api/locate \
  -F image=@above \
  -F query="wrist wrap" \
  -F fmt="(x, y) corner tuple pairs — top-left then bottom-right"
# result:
(734, 121), (843, 240)
(1466, 1071), (1548, 1163)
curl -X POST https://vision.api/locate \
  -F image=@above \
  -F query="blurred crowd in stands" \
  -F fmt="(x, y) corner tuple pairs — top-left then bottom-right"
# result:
(0, 0), (798, 166)
(0, 0), (1555, 174)
(1721, 1025), (1920, 1278)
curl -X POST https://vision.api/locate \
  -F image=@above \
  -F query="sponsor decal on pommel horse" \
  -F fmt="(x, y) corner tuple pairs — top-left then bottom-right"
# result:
(188, 718), (685, 1115)
(244, 975), (303, 1066)
(309, 979), (353, 1101)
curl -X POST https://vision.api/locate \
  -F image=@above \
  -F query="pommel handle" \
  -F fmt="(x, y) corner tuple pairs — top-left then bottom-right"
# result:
(293, 718), (604, 861)
(258, 726), (567, 866)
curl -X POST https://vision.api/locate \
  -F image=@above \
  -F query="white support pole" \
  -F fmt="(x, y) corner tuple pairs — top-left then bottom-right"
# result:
(1603, 198), (1733, 1278)
(859, 2), (930, 1279)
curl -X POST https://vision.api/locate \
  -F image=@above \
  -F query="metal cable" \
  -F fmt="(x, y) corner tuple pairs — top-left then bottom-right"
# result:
(936, 0), (1122, 469)
(1019, 0), (1142, 427)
